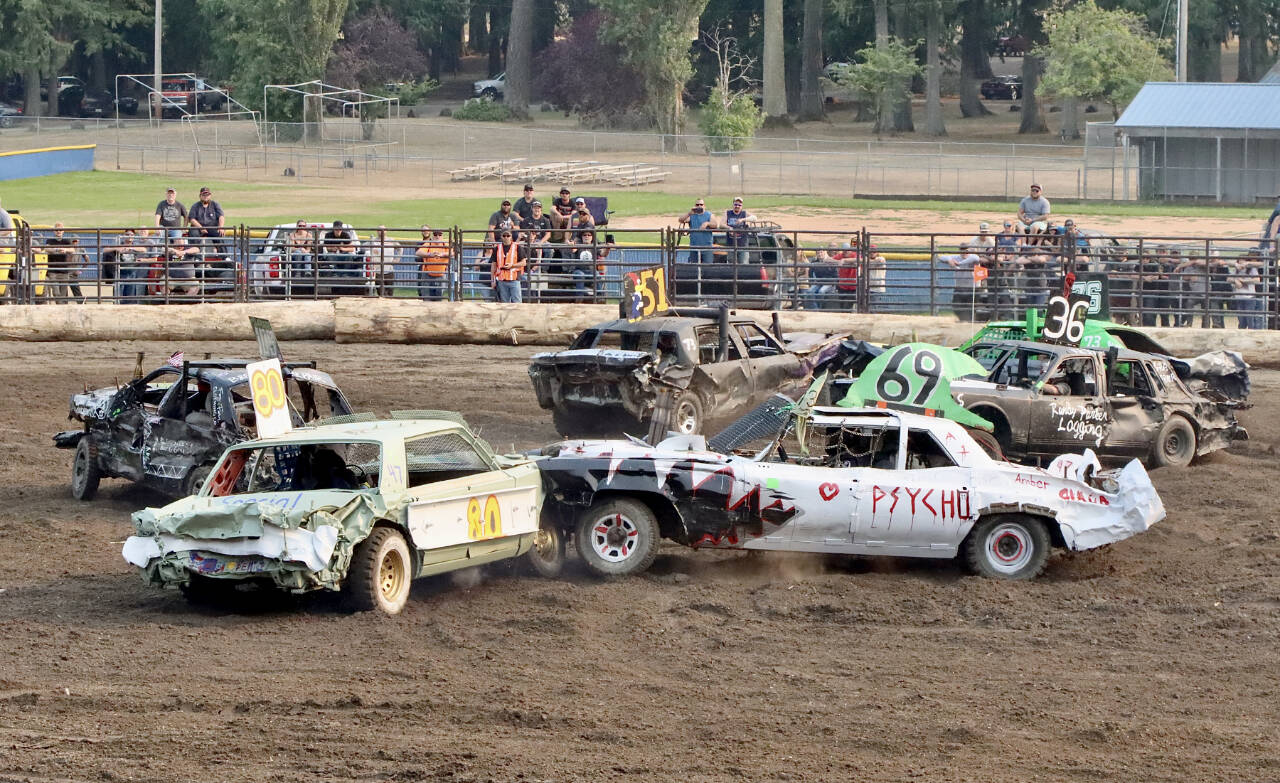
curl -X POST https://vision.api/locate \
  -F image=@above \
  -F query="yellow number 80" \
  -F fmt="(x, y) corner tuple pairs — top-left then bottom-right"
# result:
(466, 495), (503, 540)
(250, 367), (287, 417)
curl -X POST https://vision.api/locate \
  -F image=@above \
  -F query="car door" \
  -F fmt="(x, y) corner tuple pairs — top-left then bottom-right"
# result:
(144, 376), (230, 489)
(735, 322), (804, 403)
(691, 324), (753, 418)
(105, 368), (182, 481)
(852, 425), (974, 553)
(402, 430), (540, 569)
(1026, 354), (1112, 458)
(1104, 359), (1163, 459)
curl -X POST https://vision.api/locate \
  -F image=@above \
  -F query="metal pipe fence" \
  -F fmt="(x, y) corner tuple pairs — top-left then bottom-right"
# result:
(2, 223), (1274, 330)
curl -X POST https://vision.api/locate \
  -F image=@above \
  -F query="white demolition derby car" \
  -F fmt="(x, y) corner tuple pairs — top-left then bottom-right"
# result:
(536, 407), (1166, 579)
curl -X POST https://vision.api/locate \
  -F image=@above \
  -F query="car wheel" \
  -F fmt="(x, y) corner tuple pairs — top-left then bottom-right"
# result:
(671, 392), (704, 435)
(1152, 415), (1196, 468)
(964, 514), (1050, 580)
(183, 464), (214, 497)
(964, 427), (1005, 461)
(575, 497), (661, 578)
(0, 117), (13, 129)
(526, 522), (566, 578)
(481, 87), (498, 100)
(71, 437), (101, 501)
(345, 527), (413, 615)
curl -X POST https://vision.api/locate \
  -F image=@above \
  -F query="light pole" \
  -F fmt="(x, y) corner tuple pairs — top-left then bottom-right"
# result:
(1177, 0), (1187, 82)
(153, 0), (162, 120)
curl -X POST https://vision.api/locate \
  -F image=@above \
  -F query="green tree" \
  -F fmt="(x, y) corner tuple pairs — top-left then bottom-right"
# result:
(201, 0), (349, 127)
(1038, 0), (1171, 119)
(0, 0), (144, 116)
(834, 36), (922, 137)
(596, 0), (711, 137)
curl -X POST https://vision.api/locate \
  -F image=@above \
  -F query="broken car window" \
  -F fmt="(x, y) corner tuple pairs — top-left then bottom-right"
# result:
(405, 432), (492, 486)
(1112, 360), (1153, 397)
(991, 349), (1053, 387)
(225, 442), (382, 494)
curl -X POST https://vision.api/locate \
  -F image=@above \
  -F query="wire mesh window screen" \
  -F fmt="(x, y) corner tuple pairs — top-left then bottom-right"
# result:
(405, 432), (490, 474)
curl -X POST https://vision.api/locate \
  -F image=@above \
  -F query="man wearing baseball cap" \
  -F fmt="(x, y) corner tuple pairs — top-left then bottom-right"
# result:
(514, 183), (538, 222)
(725, 197), (756, 263)
(154, 187), (187, 238)
(488, 199), (517, 243)
(187, 186), (226, 256)
(570, 197), (595, 242)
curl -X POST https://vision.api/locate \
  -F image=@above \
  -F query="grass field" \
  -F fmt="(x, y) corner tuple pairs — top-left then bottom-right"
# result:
(1, 171), (1269, 232)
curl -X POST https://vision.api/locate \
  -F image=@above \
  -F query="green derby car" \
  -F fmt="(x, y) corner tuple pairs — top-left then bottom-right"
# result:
(122, 412), (565, 614)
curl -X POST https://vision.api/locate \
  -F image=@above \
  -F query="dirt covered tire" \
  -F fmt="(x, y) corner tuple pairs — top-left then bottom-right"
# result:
(526, 522), (566, 578)
(964, 515), (1050, 580)
(964, 427), (1005, 461)
(70, 437), (101, 501)
(1152, 415), (1196, 468)
(671, 392), (704, 435)
(183, 464), (214, 497)
(345, 527), (413, 615)
(575, 497), (661, 578)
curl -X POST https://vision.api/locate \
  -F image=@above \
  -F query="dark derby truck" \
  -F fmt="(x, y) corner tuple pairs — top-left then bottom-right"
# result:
(956, 339), (1247, 468)
(529, 308), (846, 438)
(55, 359), (353, 500)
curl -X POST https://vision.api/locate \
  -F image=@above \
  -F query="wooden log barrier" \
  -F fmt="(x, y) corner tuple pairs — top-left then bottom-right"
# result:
(0, 300), (336, 342)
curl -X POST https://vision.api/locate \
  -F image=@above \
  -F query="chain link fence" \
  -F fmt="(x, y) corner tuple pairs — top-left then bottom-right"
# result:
(0, 116), (1141, 199)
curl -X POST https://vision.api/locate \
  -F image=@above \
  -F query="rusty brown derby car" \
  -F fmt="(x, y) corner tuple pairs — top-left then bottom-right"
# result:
(529, 308), (846, 438)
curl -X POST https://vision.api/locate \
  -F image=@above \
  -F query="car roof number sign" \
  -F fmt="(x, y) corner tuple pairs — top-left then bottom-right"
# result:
(246, 358), (292, 438)
(1042, 294), (1090, 346)
(623, 266), (668, 322)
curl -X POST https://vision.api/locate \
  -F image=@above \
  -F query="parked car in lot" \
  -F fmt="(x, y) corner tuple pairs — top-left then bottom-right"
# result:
(121, 413), (565, 614)
(0, 99), (21, 128)
(537, 407), (1166, 580)
(473, 72), (505, 100)
(981, 75), (1022, 100)
(55, 357), (353, 500)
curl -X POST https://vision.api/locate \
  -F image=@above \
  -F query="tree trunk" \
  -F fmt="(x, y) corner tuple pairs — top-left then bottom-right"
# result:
(92, 50), (107, 92)
(797, 0), (825, 121)
(763, 0), (788, 119)
(874, 0), (888, 45)
(924, 2), (946, 136)
(46, 73), (60, 118)
(784, 2), (802, 114)
(958, 0), (993, 117)
(1060, 98), (1079, 140)
(1017, 54), (1047, 133)
(23, 68), (42, 116)
(487, 17), (504, 78)
(1017, 0), (1047, 134)
(887, 5), (914, 133)
(469, 3), (488, 54)
(506, 0), (533, 119)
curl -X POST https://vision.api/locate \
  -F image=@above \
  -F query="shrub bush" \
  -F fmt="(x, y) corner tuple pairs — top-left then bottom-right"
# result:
(698, 88), (763, 152)
(453, 98), (513, 122)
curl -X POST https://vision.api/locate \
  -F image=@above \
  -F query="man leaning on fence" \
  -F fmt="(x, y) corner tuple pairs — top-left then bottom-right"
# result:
(678, 199), (717, 264)
(489, 229), (527, 303)
(415, 226), (450, 301)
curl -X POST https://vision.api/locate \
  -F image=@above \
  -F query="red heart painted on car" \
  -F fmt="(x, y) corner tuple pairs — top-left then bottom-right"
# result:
(819, 483), (839, 501)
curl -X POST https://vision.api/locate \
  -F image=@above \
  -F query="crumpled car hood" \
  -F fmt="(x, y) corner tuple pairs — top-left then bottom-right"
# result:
(530, 348), (658, 371)
(122, 491), (388, 590)
(69, 386), (119, 422)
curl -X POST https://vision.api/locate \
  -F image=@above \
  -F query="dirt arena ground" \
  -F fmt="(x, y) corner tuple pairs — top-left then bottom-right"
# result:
(2, 339), (1278, 782)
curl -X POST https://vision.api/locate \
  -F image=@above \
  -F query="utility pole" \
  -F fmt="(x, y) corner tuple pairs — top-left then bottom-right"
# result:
(153, 0), (163, 120)
(1176, 0), (1188, 81)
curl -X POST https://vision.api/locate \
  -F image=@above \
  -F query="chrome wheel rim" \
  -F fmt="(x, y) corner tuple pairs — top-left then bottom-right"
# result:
(674, 400), (698, 434)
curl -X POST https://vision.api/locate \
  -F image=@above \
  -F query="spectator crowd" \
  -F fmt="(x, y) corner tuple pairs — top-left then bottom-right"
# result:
(0, 181), (1272, 329)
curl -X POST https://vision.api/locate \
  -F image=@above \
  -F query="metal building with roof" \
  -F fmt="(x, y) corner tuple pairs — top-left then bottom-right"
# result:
(1114, 82), (1280, 203)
